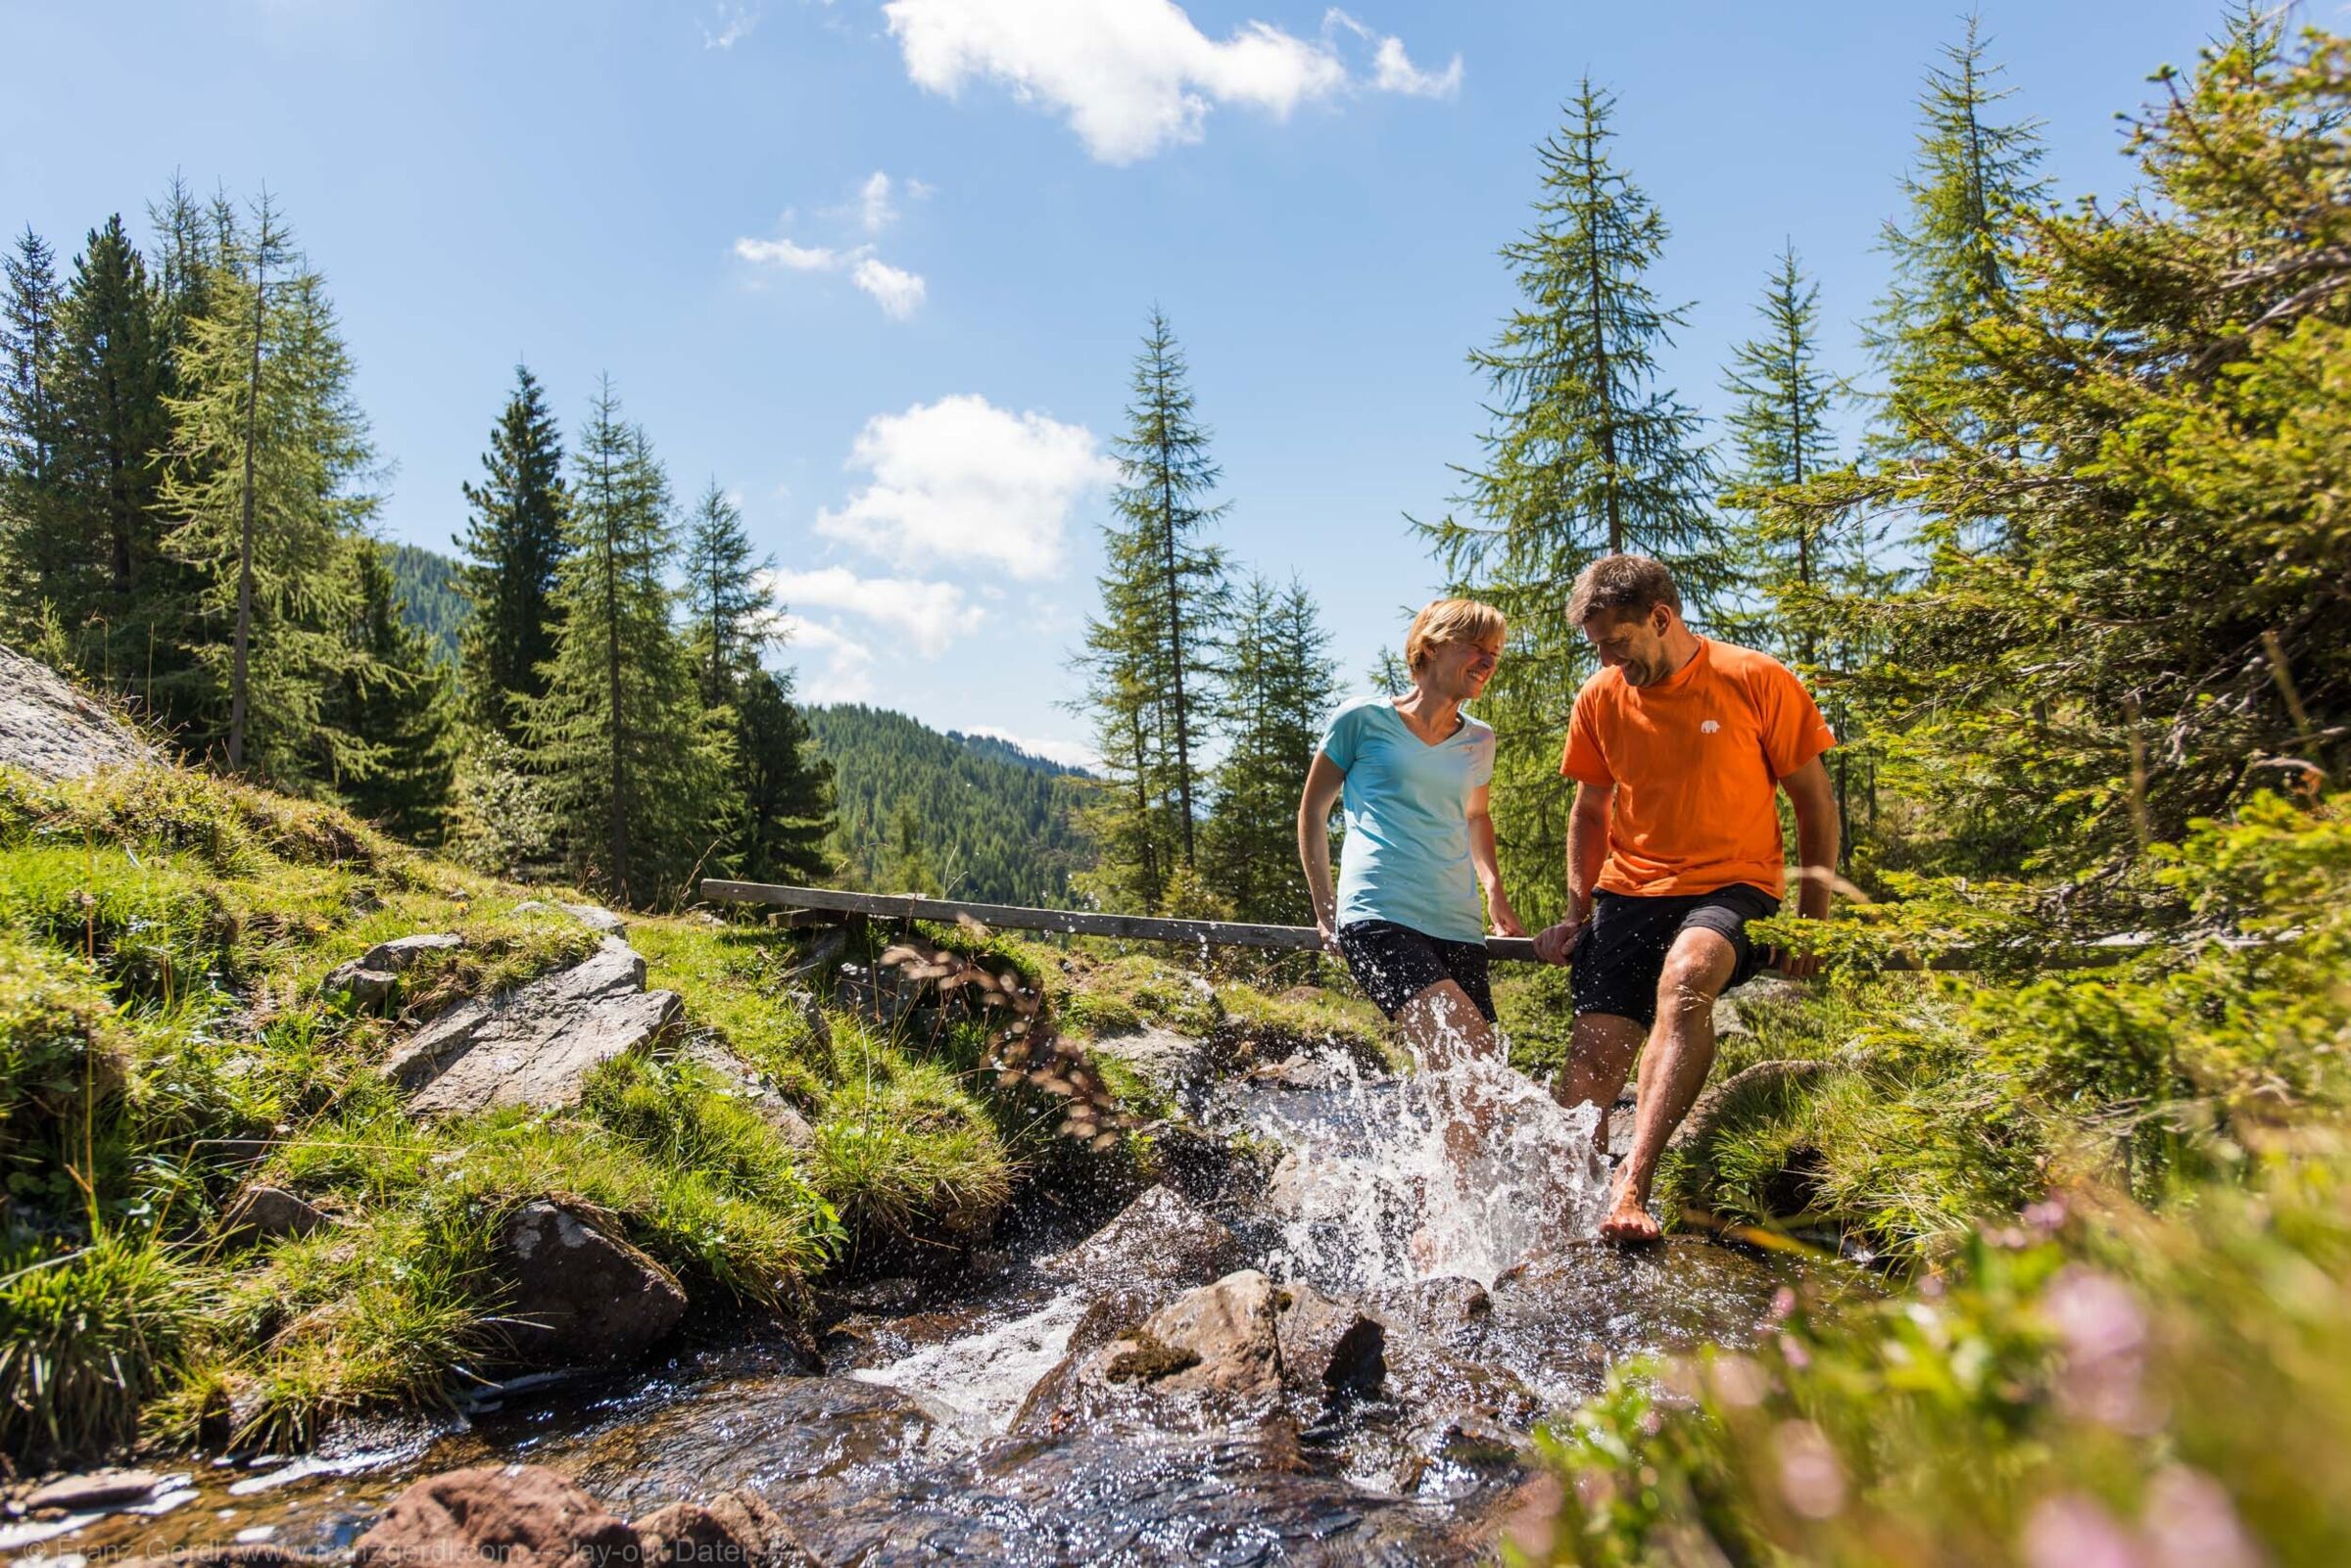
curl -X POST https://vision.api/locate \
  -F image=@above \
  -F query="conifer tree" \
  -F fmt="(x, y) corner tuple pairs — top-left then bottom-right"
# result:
(680, 479), (833, 882)
(456, 364), (568, 740)
(528, 379), (727, 906)
(1203, 576), (1342, 924)
(1866, 12), (2048, 463)
(160, 201), (378, 784)
(321, 540), (458, 840)
(1721, 242), (1845, 667)
(1418, 79), (1724, 922)
(0, 227), (69, 638)
(1074, 309), (1230, 911)
(53, 215), (173, 655)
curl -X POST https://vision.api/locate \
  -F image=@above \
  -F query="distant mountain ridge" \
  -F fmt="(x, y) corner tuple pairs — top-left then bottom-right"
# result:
(387, 542), (463, 663)
(806, 703), (1095, 907)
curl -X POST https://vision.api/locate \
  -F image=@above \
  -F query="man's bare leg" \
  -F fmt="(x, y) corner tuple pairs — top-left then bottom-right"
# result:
(1601, 929), (1737, 1243)
(1554, 1013), (1645, 1153)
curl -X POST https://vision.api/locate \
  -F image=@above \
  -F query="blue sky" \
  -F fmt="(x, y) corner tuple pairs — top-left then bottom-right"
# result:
(4, 0), (2241, 766)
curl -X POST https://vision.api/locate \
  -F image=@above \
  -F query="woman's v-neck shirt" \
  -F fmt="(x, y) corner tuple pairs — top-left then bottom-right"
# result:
(1318, 695), (1496, 943)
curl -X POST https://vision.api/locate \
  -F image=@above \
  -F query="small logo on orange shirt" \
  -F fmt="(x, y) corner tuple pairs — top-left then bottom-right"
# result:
(1700, 719), (1721, 734)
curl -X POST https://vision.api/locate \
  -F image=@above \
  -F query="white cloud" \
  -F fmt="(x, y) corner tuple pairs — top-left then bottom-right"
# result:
(766, 566), (983, 657)
(733, 234), (840, 270)
(815, 394), (1115, 580)
(965, 727), (1098, 771)
(777, 614), (875, 703)
(852, 257), (927, 319)
(701, 2), (759, 50)
(880, 0), (1457, 163)
(858, 170), (896, 234)
(1368, 33), (1461, 98)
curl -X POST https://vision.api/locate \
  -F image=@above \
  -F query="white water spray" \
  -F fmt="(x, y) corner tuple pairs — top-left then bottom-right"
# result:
(1255, 1039), (1609, 1292)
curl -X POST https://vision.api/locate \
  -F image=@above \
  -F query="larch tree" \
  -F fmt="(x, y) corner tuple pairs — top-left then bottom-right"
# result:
(456, 363), (569, 741)
(160, 200), (380, 786)
(1075, 309), (1231, 912)
(528, 379), (727, 906)
(321, 539), (458, 840)
(1418, 78), (1724, 923)
(681, 479), (835, 883)
(1203, 575), (1342, 924)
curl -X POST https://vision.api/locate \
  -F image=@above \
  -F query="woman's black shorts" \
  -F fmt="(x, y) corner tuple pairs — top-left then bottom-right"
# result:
(1569, 885), (1781, 1028)
(1336, 920), (1496, 1022)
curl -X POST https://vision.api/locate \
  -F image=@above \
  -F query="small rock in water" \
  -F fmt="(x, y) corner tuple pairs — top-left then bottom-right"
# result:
(1040, 1184), (1239, 1293)
(353, 1464), (640, 1568)
(497, 1201), (687, 1363)
(24, 1470), (165, 1512)
(636, 1492), (818, 1568)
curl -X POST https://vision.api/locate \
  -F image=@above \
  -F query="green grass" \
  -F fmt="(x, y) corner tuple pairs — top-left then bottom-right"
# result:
(0, 1230), (207, 1464)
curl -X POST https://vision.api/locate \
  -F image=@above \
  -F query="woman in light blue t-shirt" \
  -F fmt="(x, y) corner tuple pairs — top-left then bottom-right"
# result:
(1297, 598), (1523, 1069)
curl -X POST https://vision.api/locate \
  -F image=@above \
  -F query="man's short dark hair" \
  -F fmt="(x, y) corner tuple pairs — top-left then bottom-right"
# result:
(1567, 553), (1681, 625)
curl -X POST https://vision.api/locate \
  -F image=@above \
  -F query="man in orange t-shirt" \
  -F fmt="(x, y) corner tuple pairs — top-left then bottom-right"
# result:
(1529, 554), (1841, 1243)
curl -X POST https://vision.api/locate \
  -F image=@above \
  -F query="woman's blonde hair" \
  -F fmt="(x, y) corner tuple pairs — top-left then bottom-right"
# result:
(1405, 597), (1506, 673)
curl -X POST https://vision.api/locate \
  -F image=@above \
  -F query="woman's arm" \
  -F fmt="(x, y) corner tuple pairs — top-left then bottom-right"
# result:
(1297, 751), (1347, 952)
(1466, 783), (1524, 937)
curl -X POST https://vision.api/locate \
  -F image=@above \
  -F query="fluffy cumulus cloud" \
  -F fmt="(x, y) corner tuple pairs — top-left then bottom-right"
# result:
(881, 0), (1461, 163)
(701, 1), (760, 50)
(765, 566), (983, 657)
(815, 394), (1115, 580)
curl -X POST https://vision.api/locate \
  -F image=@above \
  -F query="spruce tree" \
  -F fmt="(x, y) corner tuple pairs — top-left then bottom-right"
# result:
(321, 539), (458, 840)
(735, 666), (835, 883)
(456, 364), (568, 740)
(0, 227), (69, 639)
(52, 215), (173, 660)
(1074, 309), (1230, 911)
(160, 203), (378, 785)
(682, 481), (773, 707)
(1721, 242), (1845, 666)
(1418, 78), (1724, 923)
(1865, 12), (2048, 464)
(528, 379), (727, 906)
(1203, 576), (1342, 924)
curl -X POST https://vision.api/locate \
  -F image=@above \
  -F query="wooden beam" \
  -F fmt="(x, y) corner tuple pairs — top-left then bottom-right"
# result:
(697, 879), (2144, 972)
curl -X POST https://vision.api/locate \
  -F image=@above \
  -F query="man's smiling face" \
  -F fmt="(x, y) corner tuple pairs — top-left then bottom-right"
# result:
(1581, 606), (1672, 688)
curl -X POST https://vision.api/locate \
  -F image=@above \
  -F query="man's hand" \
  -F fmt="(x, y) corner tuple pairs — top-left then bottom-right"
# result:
(1767, 921), (1823, 979)
(1532, 917), (1587, 967)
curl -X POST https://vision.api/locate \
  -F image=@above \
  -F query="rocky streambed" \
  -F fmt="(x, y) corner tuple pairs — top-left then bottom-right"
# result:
(11, 1033), (1865, 1568)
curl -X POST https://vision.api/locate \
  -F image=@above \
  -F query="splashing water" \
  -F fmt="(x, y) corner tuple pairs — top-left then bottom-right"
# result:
(1254, 1043), (1610, 1292)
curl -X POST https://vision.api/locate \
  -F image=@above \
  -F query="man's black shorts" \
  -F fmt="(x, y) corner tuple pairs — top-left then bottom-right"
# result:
(1336, 920), (1497, 1022)
(1569, 885), (1781, 1027)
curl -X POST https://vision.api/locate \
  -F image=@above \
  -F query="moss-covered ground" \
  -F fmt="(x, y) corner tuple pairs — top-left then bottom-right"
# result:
(0, 760), (1391, 1466)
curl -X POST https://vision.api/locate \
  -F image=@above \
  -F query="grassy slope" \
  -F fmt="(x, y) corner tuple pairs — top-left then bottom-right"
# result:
(0, 758), (1370, 1465)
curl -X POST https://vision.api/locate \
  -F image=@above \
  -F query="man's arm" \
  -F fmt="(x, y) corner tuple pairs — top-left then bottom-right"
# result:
(1535, 781), (1613, 964)
(1778, 755), (1841, 978)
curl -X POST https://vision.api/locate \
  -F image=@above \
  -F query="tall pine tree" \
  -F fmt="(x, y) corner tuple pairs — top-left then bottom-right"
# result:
(1418, 79), (1724, 923)
(1202, 575), (1342, 924)
(681, 480), (834, 883)
(0, 227), (69, 640)
(1074, 309), (1230, 912)
(528, 379), (727, 906)
(1865, 12), (2048, 467)
(456, 364), (569, 741)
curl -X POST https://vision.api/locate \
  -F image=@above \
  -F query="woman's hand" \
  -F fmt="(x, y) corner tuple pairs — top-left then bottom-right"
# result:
(1316, 920), (1342, 956)
(1487, 891), (1527, 938)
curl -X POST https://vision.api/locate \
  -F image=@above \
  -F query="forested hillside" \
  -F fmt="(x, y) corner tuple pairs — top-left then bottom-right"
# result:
(387, 542), (462, 662)
(807, 702), (1094, 905)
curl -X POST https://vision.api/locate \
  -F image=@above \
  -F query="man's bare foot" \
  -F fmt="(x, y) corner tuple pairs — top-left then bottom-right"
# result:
(1599, 1174), (1662, 1244)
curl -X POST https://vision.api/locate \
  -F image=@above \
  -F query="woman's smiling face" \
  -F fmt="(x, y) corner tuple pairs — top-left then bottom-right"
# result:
(1427, 634), (1503, 700)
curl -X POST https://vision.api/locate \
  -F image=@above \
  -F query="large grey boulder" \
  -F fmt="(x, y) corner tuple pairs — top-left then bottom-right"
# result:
(0, 643), (154, 780)
(1015, 1268), (1383, 1436)
(497, 1200), (686, 1364)
(382, 938), (680, 1117)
